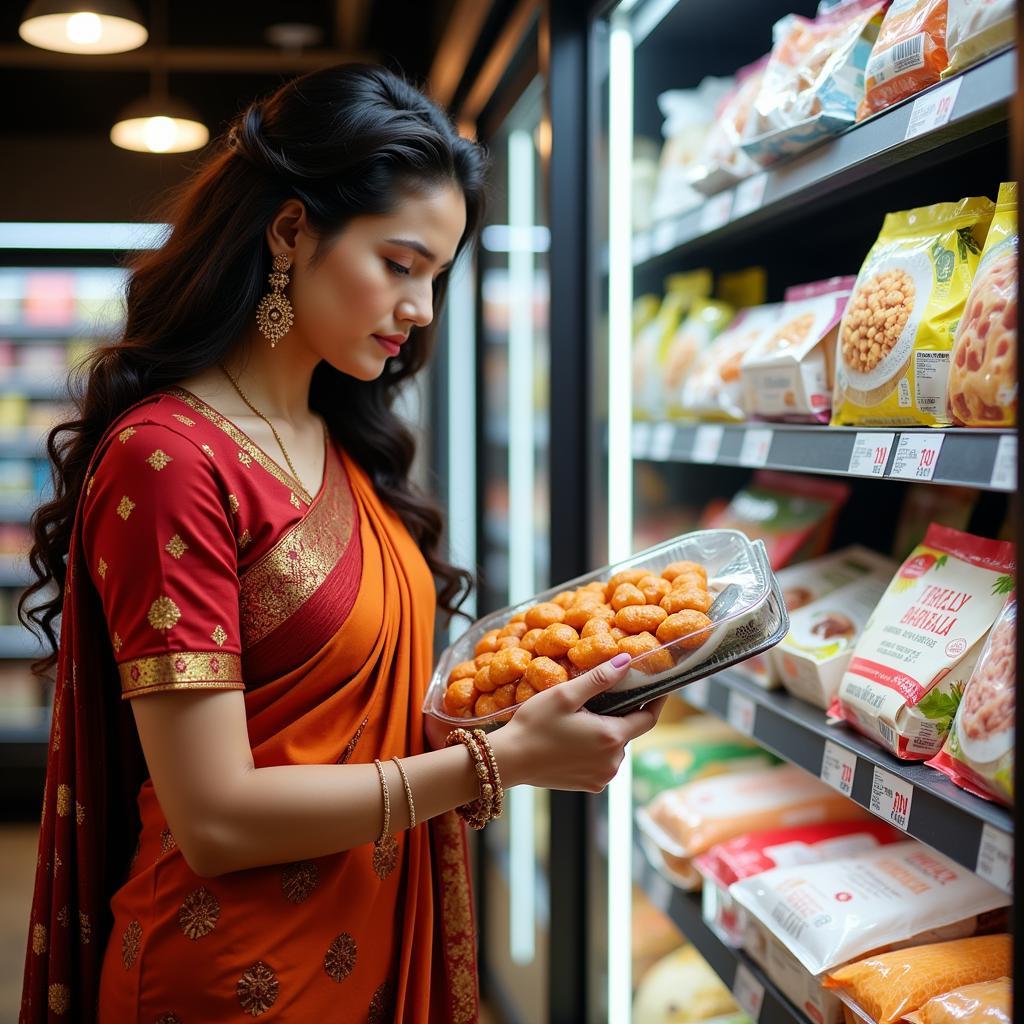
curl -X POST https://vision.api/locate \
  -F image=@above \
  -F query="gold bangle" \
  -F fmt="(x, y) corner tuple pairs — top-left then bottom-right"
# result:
(445, 728), (494, 829)
(473, 729), (504, 821)
(372, 759), (398, 879)
(391, 756), (416, 830)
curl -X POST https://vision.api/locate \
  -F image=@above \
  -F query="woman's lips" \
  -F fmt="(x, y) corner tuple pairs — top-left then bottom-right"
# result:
(373, 334), (402, 356)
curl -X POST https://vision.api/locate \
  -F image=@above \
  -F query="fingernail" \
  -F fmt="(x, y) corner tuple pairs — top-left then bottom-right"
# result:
(611, 653), (630, 668)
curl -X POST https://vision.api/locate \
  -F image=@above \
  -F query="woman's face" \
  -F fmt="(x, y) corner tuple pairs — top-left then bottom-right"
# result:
(288, 184), (467, 380)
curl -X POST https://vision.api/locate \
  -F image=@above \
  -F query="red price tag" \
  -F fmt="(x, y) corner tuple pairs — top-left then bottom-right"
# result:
(848, 432), (894, 477)
(889, 433), (945, 481)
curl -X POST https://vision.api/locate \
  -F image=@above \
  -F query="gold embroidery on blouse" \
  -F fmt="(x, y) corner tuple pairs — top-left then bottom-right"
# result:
(119, 651), (243, 699)
(56, 784), (71, 816)
(57, 905), (69, 928)
(289, 492), (301, 509)
(238, 529), (252, 550)
(239, 449), (354, 646)
(87, 474), (95, 496)
(280, 861), (318, 904)
(165, 534), (188, 559)
(48, 983), (70, 1015)
(148, 595), (181, 630)
(201, 443), (215, 459)
(372, 834), (399, 880)
(179, 886), (220, 940)
(97, 557), (107, 580)
(112, 632), (123, 653)
(116, 495), (135, 520)
(163, 387), (315, 503)
(146, 449), (173, 471)
(237, 961), (279, 1016)
(122, 919), (142, 969)
(435, 811), (480, 1022)
(118, 427), (137, 443)
(228, 494), (239, 514)
(238, 450), (252, 467)
(211, 624), (227, 646)
(323, 933), (356, 983)
(160, 828), (176, 854)
(338, 716), (369, 764)
(75, 801), (85, 825)
(32, 922), (47, 954)
(79, 911), (91, 945)
(172, 413), (195, 427)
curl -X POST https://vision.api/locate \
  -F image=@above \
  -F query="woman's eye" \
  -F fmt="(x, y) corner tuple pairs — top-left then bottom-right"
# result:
(385, 259), (410, 276)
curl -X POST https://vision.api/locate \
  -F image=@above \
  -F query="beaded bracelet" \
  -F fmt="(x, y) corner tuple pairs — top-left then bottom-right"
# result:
(391, 756), (416, 830)
(444, 728), (494, 829)
(473, 729), (505, 821)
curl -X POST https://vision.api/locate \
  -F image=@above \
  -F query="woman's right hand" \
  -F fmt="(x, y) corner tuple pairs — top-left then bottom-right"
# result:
(489, 653), (666, 793)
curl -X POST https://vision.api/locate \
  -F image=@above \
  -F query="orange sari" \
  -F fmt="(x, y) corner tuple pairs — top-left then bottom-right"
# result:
(21, 390), (479, 1023)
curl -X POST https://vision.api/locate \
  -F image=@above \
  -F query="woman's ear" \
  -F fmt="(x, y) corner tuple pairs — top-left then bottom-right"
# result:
(265, 199), (309, 260)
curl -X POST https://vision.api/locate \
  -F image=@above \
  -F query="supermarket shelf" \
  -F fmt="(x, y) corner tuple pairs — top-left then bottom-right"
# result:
(633, 842), (807, 1024)
(630, 421), (1017, 492)
(681, 669), (1013, 889)
(609, 49), (1014, 271)
(0, 625), (47, 660)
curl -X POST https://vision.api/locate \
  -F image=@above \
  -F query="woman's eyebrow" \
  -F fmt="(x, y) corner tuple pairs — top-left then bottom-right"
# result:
(386, 237), (453, 270)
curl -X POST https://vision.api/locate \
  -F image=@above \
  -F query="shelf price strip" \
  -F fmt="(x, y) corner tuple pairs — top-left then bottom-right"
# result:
(632, 422), (652, 459)
(684, 677), (709, 709)
(820, 740), (857, 797)
(990, 434), (1017, 490)
(692, 425), (725, 464)
(699, 191), (733, 233)
(732, 173), (768, 220)
(732, 964), (766, 1022)
(726, 691), (757, 737)
(869, 766), (914, 831)
(739, 428), (773, 468)
(847, 432), (895, 477)
(905, 77), (963, 141)
(649, 422), (676, 461)
(975, 823), (1013, 895)
(888, 433), (945, 481)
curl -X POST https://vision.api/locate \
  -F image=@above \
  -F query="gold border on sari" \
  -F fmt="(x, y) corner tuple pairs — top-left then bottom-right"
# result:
(119, 652), (244, 700)
(238, 448), (356, 647)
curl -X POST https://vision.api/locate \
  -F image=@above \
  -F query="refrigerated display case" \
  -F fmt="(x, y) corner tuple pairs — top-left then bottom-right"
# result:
(583, 3), (1019, 1024)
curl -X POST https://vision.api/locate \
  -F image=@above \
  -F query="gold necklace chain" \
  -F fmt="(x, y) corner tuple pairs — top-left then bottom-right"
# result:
(218, 364), (308, 495)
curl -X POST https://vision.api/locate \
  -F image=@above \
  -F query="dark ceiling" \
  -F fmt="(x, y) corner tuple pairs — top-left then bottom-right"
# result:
(0, 1), (458, 142)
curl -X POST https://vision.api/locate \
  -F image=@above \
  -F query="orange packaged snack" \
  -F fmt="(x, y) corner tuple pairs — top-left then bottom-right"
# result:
(488, 646), (533, 686)
(657, 610), (713, 648)
(523, 656), (568, 692)
(904, 978), (1011, 1024)
(567, 633), (621, 670)
(523, 602), (565, 630)
(534, 623), (581, 659)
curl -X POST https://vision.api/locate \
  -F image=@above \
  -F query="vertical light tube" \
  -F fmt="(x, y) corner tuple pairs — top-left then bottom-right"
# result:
(606, 12), (635, 1022)
(507, 126), (537, 965)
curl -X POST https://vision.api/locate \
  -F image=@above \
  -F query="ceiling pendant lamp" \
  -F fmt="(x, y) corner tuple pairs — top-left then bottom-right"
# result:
(19, 0), (147, 54)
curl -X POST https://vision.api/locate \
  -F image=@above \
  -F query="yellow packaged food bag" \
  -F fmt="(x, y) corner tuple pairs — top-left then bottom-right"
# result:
(831, 196), (994, 426)
(904, 978), (1011, 1024)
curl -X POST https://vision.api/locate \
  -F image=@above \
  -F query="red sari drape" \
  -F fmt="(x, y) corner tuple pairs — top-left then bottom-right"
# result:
(20, 389), (479, 1023)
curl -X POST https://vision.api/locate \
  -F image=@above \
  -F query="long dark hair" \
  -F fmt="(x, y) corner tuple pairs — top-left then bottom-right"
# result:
(21, 64), (487, 674)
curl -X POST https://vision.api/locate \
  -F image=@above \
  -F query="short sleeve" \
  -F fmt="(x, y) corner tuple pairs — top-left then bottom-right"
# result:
(82, 422), (245, 700)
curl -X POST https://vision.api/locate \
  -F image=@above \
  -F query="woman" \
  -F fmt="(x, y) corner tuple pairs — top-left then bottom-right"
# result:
(19, 65), (662, 1022)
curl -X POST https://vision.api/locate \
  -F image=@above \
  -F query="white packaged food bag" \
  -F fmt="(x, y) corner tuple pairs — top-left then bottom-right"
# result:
(729, 839), (1011, 976)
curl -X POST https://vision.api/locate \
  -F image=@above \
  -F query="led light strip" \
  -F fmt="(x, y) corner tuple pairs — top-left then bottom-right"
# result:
(0, 222), (169, 249)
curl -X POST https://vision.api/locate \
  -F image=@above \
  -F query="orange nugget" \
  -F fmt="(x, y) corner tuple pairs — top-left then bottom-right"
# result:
(489, 646), (533, 686)
(567, 632), (620, 670)
(670, 573), (708, 593)
(515, 680), (538, 703)
(637, 575), (672, 604)
(662, 561), (708, 584)
(499, 621), (529, 640)
(618, 632), (674, 674)
(475, 651), (496, 669)
(508, 611), (527, 625)
(444, 679), (477, 717)
(611, 583), (646, 612)
(661, 588), (714, 614)
(606, 568), (648, 597)
(524, 656), (569, 691)
(581, 617), (612, 638)
(496, 635), (522, 650)
(552, 590), (576, 609)
(492, 683), (516, 710)
(474, 664), (497, 693)
(524, 602), (566, 630)
(615, 604), (668, 635)
(657, 610), (713, 649)
(535, 623), (581, 659)
(448, 660), (478, 684)
(475, 629), (502, 656)
(519, 628), (545, 654)
(610, 627), (627, 641)
(475, 694), (503, 718)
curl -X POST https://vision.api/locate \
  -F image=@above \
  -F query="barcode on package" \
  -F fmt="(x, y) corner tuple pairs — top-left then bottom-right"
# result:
(869, 34), (925, 84)
(877, 721), (896, 749)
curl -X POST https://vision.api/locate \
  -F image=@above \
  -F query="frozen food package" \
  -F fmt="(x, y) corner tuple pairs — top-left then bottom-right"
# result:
(858, 0), (950, 121)
(830, 524), (1015, 759)
(664, 300), (735, 417)
(741, 277), (855, 422)
(678, 304), (782, 420)
(943, 0), (1015, 77)
(947, 181), (1017, 426)
(904, 978), (1011, 1024)
(632, 945), (745, 1024)
(775, 563), (897, 709)
(635, 272), (713, 420)
(632, 717), (778, 806)
(730, 840), (1011, 976)
(831, 196), (995, 426)
(736, 545), (896, 688)
(928, 596), (1015, 805)
(823, 935), (1012, 1024)
(703, 471), (851, 570)
(741, 0), (887, 166)
(637, 764), (865, 889)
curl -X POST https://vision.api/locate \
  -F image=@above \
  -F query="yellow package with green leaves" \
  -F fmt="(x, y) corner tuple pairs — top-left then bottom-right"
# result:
(831, 196), (994, 426)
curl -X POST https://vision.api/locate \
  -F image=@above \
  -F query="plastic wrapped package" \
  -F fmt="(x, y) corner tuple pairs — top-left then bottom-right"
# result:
(947, 182), (1017, 426)
(632, 946), (746, 1024)
(831, 196), (994, 426)
(741, 0), (887, 166)
(858, 0), (950, 121)
(830, 524), (1015, 759)
(740, 277), (855, 422)
(928, 597), (1015, 805)
(730, 840), (1011, 977)
(823, 935), (1012, 1024)
(943, 0), (1015, 77)
(904, 978), (1012, 1024)
(664, 300), (735, 417)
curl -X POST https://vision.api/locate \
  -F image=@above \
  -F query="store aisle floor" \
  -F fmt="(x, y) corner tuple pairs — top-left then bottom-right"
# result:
(0, 824), (36, 1021)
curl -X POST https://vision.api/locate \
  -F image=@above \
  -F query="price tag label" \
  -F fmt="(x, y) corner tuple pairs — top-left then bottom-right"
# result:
(848, 431), (895, 477)
(976, 823), (1013, 895)
(692, 425), (724, 463)
(990, 434), (1017, 490)
(820, 740), (857, 797)
(733, 964), (766, 1022)
(699, 191), (733, 233)
(732, 173), (768, 219)
(684, 678), (709, 708)
(889, 433), (945, 481)
(739, 428), (773, 468)
(632, 422), (651, 459)
(649, 422), (676, 461)
(727, 691), (757, 737)
(905, 77), (963, 140)
(631, 232), (653, 264)
(870, 766), (913, 831)
(653, 219), (677, 255)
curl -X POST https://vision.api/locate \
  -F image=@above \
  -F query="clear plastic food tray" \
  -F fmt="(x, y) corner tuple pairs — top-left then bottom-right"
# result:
(423, 529), (789, 728)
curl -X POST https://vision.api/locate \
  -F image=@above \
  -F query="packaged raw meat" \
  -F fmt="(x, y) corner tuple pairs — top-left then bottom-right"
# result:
(831, 196), (995, 426)
(928, 597), (1015, 805)
(943, 0), (1015, 78)
(736, 546), (896, 689)
(947, 181), (1017, 427)
(823, 935), (1012, 1024)
(904, 978), (1011, 1024)
(632, 945), (745, 1024)
(830, 524), (1015, 759)
(775, 562), (897, 710)
(702, 471), (851, 570)
(663, 300), (734, 418)
(741, 0), (887, 166)
(858, 0), (950, 121)
(637, 764), (865, 889)
(729, 840), (1011, 976)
